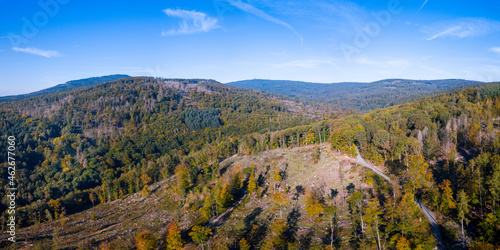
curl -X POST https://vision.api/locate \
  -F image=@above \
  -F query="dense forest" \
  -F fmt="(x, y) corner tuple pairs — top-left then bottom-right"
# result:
(232, 83), (500, 249)
(0, 77), (327, 235)
(237, 84), (500, 249)
(228, 79), (484, 112)
(0, 77), (499, 249)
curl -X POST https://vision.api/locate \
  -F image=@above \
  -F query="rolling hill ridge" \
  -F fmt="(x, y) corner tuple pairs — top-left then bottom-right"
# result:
(227, 79), (484, 111)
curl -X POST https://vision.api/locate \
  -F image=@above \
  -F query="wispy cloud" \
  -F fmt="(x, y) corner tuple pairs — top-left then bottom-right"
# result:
(491, 47), (500, 54)
(426, 26), (462, 40)
(12, 47), (61, 58)
(162, 9), (220, 36)
(226, 0), (303, 42)
(423, 18), (500, 40)
(416, 0), (428, 14)
(273, 59), (338, 69)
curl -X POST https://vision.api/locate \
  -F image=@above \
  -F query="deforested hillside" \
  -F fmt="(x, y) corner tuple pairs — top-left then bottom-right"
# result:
(1, 144), (393, 249)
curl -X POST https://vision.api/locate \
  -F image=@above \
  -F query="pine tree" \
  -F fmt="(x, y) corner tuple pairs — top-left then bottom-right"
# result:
(201, 193), (215, 221)
(457, 189), (469, 238)
(175, 163), (191, 196)
(189, 226), (212, 250)
(486, 158), (500, 215)
(216, 182), (233, 213)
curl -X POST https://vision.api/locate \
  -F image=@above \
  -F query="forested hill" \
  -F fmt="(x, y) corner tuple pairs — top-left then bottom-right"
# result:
(0, 77), (325, 235)
(221, 83), (500, 249)
(0, 74), (130, 102)
(227, 79), (484, 111)
(0, 77), (499, 249)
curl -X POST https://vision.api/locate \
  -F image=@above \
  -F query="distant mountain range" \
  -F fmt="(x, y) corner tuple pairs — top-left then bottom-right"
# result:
(1, 76), (487, 113)
(226, 79), (485, 111)
(0, 74), (130, 102)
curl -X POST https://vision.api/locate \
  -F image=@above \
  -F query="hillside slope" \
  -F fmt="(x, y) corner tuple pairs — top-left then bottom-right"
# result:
(0, 74), (130, 102)
(0, 77), (327, 243)
(0, 144), (399, 249)
(227, 79), (484, 111)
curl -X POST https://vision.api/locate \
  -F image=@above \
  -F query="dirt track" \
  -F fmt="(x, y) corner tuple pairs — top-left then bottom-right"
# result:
(355, 149), (444, 250)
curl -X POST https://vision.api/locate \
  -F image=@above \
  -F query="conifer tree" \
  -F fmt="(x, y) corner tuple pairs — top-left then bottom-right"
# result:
(457, 189), (469, 238)
(189, 226), (212, 250)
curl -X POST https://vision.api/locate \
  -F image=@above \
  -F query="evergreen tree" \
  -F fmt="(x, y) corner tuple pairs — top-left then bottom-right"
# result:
(189, 226), (212, 250)
(457, 189), (469, 238)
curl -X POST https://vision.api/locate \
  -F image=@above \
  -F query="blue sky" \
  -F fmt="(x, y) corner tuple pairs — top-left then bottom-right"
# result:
(1, 0), (500, 96)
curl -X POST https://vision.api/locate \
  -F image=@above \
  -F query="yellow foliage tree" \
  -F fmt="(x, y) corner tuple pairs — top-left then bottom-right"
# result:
(239, 238), (251, 250)
(141, 173), (152, 185)
(439, 179), (456, 215)
(247, 167), (257, 194)
(305, 189), (324, 220)
(396, 236), (411, 250)
(142, 185), (150, 197)
(166, 222), (184, 250)
(135, 230), (158, 250)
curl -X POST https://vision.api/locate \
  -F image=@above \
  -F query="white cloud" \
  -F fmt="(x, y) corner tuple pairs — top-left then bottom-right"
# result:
(424, 18), (500, 40)
(491, 47), (500, 54)
(226, 0), (303, 42)
(12, 47), (61, 58)
(273, 59), (338, 69)
(162, 9), (219, 36)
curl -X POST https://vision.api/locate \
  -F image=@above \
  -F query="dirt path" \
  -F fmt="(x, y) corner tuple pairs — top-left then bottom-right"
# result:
(354, 148), (444, 250)
(356, 154), (391, 182)
(415, 200), (444, 250)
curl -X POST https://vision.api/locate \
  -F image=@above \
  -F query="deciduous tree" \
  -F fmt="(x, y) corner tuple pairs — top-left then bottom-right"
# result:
(166, 222), (183, 250)
(439, 179), (456, 215)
